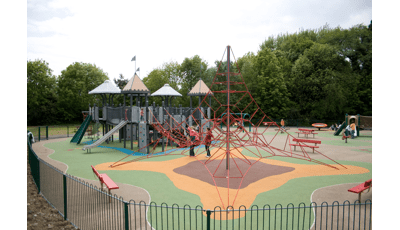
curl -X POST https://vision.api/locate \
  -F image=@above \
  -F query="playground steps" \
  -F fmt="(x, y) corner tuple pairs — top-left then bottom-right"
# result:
(71, 115), (92, 144)
(82, 120), (128, 151)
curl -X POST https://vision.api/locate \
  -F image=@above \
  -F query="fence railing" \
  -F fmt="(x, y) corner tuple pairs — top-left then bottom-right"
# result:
(27, 124), (104, 142)
(27, 118), (348, 142)
(28, 137), (372, 230)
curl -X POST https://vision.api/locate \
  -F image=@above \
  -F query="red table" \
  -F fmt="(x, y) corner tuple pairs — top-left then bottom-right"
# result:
(312, 123), (327, 131)
(263, 122), (277, 126)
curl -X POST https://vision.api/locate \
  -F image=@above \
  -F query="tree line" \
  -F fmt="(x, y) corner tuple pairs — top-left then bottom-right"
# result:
(27, 22), (371, 126)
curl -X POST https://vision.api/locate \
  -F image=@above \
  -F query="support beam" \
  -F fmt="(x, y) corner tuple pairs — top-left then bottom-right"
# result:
(226, 45), (230, 170)
(130, 94), (133, 150)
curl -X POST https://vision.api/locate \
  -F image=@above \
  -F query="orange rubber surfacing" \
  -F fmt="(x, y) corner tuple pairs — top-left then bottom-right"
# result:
(96, 148), (368, 213)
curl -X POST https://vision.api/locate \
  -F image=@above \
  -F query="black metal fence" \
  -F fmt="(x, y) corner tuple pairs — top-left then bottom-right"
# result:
(26, 118), (345, 142)
(245, 119), (343, 128)
(27, 124), (104, 141)
(28, 137), (372, 230)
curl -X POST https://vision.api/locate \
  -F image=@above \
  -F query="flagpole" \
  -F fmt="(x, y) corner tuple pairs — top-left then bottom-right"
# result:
(132, 55), (136, 75)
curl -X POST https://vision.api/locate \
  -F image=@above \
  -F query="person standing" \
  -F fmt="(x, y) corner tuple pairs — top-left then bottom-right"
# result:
(204, 127), (214, 157)
(280, 119), (285, 133)
(350, 122), (356, 139)
(188, 126), (197, 156)
(140, 108), (144, 122)
(27, 130), (35, 143)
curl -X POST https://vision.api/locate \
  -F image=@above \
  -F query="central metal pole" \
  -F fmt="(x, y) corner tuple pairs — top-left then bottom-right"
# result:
(226, 45), (230, 170)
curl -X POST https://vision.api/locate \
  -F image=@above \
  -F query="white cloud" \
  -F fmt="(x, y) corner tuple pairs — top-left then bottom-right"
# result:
(27, 0), (372, 80)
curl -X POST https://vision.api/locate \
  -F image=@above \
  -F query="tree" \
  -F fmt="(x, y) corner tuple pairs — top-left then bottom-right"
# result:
(142, 68), (169, 106)
(27, 59), (59, 125)
(114, 73), (129, 89)
(256, 23), (372, 120)
(236, 52), (258, 114)
(252, 48), (292, 119)
(142, 61), (182, 107)
(113, 73), (129, 106)
(316, 22), (372, 115)
(178, 55), (210, 107)
(57, 62), (109, 123)
(290, 43), (355, 119)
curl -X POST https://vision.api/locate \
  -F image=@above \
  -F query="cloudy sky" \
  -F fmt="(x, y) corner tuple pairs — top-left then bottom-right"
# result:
(27, 0), (372, 81)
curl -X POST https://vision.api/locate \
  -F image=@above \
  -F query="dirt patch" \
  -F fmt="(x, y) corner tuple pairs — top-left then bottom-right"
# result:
(174, 159), (295, 189)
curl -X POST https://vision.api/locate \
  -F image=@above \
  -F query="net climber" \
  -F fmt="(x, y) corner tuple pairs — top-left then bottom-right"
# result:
(109, 45), (347, 210)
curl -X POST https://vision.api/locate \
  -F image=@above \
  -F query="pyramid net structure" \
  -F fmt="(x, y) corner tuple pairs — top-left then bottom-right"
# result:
(111, 46), (346, 209)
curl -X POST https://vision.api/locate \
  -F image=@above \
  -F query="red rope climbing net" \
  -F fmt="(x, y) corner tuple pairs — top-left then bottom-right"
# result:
(110, 46), (346, 209)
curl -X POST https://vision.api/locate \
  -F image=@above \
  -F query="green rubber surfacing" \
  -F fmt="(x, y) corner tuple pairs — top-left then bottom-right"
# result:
(45, 135), (371, 208)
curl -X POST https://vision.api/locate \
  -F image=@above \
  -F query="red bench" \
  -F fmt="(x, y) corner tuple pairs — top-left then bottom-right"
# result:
(290, 138), (321, 153)
(263, 122), (277, 126)
(348, 179), (372, 201)
(91, 165), (119, 202)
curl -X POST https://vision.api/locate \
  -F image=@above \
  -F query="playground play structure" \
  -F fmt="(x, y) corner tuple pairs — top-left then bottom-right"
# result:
(334, 114), (372, 136)
(72, 46), (351, 209)
(71, 75), (212, 153)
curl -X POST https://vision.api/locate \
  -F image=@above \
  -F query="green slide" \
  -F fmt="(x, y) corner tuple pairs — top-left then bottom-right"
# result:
(334, 121), (346, 136)
(70, 115), (92, 144)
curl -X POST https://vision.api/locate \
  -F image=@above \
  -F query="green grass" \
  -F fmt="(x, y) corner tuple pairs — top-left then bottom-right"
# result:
(28, 123), (106, 137)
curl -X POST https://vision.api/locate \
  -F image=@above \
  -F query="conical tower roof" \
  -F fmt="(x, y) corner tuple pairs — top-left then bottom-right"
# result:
(89, 80), (121, 94)
(151, 83), (182, 97)
(188, 79), (213, 96)
(122, 73), (150, 94)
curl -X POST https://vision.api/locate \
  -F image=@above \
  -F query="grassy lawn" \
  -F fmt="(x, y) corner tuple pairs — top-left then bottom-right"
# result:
(28, 123), (105, 137)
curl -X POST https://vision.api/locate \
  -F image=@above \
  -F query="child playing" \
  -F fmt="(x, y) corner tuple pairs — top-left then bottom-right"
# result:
(188, 126), (199, 156)
(280, 119), (285, 133)
(350, 122), (356, 139)
(140, 108), (144, 122)
(204, 127), (214, 157)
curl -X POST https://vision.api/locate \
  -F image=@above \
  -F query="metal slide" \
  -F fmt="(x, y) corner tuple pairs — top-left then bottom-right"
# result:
(82, 120), (128, 151)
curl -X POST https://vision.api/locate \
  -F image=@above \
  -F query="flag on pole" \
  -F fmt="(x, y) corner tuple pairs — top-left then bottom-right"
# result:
(131, 56), (136, 61)
(136, 67), (140, 71)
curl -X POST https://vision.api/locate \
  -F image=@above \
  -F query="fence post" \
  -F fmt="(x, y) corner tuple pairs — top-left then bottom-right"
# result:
(63, 174), (67, 220)
(206, 209), (211, 230)
(38, 126), (41, 142)
(357, 114), (360, 137)
(46, 126), (48, 140)
(30, 145), (41, 194)
(124, 202), (129, 230)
